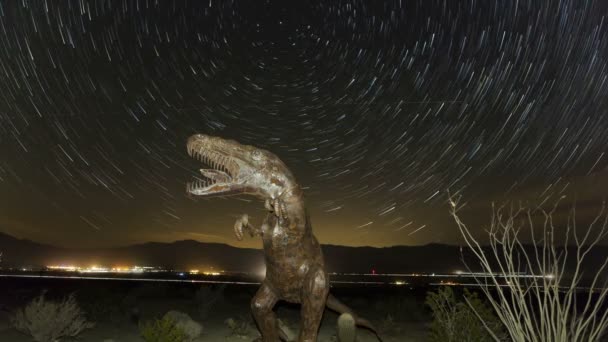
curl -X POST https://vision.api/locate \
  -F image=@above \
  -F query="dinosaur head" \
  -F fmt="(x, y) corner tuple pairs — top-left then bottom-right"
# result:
(186, 134), (299, 200)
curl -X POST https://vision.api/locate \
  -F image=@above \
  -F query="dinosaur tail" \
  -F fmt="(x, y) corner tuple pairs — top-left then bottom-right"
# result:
(326, 293), (383, 342)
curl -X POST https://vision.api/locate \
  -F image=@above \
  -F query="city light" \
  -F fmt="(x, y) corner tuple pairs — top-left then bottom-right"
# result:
(47, 265), (79, 272)
(80, 265), (110, 273)
(46, 265), (163, 274)
(34, 265), (561, 287)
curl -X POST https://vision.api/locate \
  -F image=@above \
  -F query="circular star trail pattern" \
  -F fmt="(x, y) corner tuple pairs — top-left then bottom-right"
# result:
(0, 0), (607, 247)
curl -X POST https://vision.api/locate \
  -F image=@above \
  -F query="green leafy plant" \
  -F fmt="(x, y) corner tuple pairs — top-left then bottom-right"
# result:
(139, 316), (187, 342)
(426, 286), (506, 342)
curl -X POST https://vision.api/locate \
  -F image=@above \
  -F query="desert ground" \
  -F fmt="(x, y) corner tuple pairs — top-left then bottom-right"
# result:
(0, 277), (430, 341)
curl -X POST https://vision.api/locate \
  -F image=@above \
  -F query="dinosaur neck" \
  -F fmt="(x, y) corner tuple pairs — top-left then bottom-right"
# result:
(272, 182), (307, 227)
(282, 184), (305, 211)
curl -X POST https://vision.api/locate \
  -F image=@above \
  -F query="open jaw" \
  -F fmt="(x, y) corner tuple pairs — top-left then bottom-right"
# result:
(186, 148), (240, 196)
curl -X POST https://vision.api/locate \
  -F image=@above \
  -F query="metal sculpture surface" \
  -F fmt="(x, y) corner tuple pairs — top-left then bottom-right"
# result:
(186, 134), (379, 342)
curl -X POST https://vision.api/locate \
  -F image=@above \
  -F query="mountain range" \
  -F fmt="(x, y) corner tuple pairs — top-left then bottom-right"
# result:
(0, 232), (606, 276)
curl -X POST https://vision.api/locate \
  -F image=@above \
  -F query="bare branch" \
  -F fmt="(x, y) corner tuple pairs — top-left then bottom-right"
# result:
(448, 194), (608, 342)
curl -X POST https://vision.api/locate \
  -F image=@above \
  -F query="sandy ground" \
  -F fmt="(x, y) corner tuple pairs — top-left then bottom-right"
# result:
(0, 282), (430, 341)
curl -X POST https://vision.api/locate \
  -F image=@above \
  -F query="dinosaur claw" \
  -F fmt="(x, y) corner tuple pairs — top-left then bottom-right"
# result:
(234, 214), (251, 241)
(234, 219), (244, 241)
(235, 229), (243, 241)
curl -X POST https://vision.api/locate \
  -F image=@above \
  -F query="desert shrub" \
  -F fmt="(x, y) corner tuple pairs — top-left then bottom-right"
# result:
(374, 294), (428, 323)
(450, 197), (608, 342)
(224, 316), (253, 339)
(426, 286), (505, 342)
(374, 294), (429, 335)
(11, 292), (94, 342)
(163, 310), (203, 341)
(195, 284), (226, 320)
(139, 316), (187, 342)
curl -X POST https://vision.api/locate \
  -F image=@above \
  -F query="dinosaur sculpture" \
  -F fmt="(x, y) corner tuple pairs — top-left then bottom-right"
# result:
(186, 134), (380, 342)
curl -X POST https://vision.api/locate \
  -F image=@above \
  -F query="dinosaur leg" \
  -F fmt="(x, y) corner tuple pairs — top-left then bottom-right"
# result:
(298, 266), (330, 342)
(251, 282), (280, 342)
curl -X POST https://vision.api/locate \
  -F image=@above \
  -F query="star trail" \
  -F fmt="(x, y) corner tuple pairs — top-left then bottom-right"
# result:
(0, 0), (607, 248)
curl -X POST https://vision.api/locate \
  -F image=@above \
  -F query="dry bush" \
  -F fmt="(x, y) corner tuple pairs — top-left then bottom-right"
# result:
(11, 292), (94, 342)
(374, 294), (428, 323)
(426, 286), (506, 342)
(139, 316), (187, 342)
(224, 316), (253, 339)
(449, 195), (608, 342)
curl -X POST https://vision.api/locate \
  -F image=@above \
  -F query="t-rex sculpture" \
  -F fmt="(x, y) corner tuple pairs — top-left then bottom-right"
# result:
(186, 134), (380, 342)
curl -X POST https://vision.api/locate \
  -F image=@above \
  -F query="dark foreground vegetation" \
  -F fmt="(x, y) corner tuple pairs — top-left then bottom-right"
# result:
(1, 277), (508, 341)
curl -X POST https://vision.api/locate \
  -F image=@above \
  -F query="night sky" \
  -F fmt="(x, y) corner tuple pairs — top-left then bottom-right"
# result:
(1, 0), (607, 249)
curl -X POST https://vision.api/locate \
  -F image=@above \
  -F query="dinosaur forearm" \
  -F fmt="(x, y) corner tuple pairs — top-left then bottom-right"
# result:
(245, 222), (262, 237)
(234, 214), (262, 240)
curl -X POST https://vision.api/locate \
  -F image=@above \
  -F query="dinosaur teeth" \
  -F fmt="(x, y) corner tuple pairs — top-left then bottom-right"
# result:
(189, 148), (235, 186)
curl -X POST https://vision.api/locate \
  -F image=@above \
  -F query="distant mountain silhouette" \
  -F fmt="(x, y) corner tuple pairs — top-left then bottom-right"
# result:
(0, 232), (606, 276)
(0, 232), (65, 267)
(0, 232), (265, 272)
